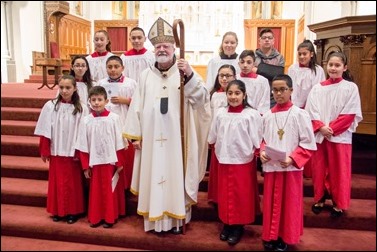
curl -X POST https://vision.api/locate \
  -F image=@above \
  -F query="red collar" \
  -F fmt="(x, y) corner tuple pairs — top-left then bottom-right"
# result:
(217, 87), (224, 92)
(271, 101), (293, 113)
(228, 104), (244, 113)
(60, 99), (73, 104)
(91, 109), (110, 117)
(321, 78), (343, 86)
(91, 51), (109, 58)
(108, 75), (125, 83)
(125, 48), (147, 56)
(240, 72), (257, 78)
(299, 63), (309, 68)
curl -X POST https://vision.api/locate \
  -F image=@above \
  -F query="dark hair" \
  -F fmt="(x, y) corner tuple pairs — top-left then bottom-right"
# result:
(69, 56), (93, 95)
(94, 30), (112, 52)
(259, 28), (274, 38)
(106, 55), (123, 66)
(89, 85), (108, 100)
(239, 49), (256, 61)
(327, 51), (353, 81)
(54, 75), (83, 115)
(226, 79), (252, 108)
(219, 31), (238, 54)
(297, 40), (318, 75)
(130, 27), (146, 36)
(210, 64), (236, 98)
(272, 74), (293, 88)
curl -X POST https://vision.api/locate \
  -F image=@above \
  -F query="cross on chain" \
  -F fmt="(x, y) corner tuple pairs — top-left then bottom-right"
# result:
(277, 129), (285, 140)
(155, 133), (167, 147)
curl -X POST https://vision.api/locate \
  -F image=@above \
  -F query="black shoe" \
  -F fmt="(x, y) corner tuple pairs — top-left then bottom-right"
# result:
(52, 215), (63, 222)
(103, 222), (113, 228)
(275, 238), (288, 251)
(66, 215), (78, 224)
(170, 226), (183, 235)
(90, 222), (102, 228)
(311, 203), (324, 214)
(330, 207), (343, 218)
(220, 224), (231, 241)
(263, 240), (277, 250)
(227, 225), (244, 245)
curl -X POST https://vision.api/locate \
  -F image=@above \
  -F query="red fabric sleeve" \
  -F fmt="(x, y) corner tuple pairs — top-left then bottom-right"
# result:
(39, 136), (51, 157)
(78, 151), (90, 170)
(329, 114), (356, 136)
(289, 146), (315, 169)
(312, 120), (325, 133)
(115, 149), (125, 167)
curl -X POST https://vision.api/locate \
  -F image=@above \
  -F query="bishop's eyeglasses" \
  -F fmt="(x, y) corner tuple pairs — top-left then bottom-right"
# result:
(271, 87), (290, 94)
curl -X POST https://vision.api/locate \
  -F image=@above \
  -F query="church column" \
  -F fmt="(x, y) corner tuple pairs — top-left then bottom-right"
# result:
(1, 1), (16, 83)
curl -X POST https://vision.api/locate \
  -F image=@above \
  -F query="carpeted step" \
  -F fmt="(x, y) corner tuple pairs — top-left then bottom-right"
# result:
(1, 204), (376, 251)
(1, 135), (40, 157)
(1, 107), (41, 121)
(1, 236), (147, 251)
(1, 96), (51, 108)
(2, 177), (375, 231)
(1, 120), (37, 136)
(1, 155), (48, 180)
(199, 172), (376, 200)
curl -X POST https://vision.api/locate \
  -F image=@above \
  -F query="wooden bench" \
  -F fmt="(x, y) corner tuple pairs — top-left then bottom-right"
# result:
(35, 58), (62, 89)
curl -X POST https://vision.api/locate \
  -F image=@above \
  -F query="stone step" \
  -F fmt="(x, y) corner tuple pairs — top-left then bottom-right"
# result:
(1, 236), (146, 251)
(1, 107), (41, 121)
(1, 204), (376, 251)
(1, 177), (375, 231)
(1, 135), (40, 157)
(1, 120), (36, 136)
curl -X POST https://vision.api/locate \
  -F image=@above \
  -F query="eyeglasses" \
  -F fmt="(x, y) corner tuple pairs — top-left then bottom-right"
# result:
(271, 87), (290, 94)
(261, 36), (274, 40)
(218, 74), (234, 79)
(73, 64), (87, 68)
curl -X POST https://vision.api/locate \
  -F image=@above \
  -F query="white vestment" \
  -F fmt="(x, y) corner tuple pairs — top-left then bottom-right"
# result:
(75, 112), (125, 167)
(98, 77), (137, 134)
(34, 100), (89, 156)
(205, 56), (240, 91)
(208, 106), (263, 164)
(124, 63), (211, 232)
(262, 105), (317, 172)
(237, 74), (271, 114)
(86, 53), (114, 82)
(120, 50), (155, 83)
(288, 64), (326, 108)
(305, 79), (363, 144)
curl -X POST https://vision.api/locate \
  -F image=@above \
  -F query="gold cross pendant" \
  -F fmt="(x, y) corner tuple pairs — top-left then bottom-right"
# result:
(277, 129), (284, 140)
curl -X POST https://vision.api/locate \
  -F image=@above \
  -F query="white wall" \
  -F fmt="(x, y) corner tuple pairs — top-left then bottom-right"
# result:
(11, 1), (44, 82)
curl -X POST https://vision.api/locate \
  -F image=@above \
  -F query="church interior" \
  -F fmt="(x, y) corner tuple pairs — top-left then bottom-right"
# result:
(1, 1), (376, 251)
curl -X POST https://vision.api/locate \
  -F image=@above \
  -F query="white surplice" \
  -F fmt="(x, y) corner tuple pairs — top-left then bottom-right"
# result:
(98, 77), (137, 133)
(86, 53), (114, 82)
(237, 74), (271, 114)
(208, 106), (263, 164)
(262, 105), (317, 172)
(34, 101), (89, 156)
(288, 64), (326, 108)
(124, 63), (211, 232)
(305, 79), (363, 144)
(75, 112), (125, 167)
(120, 50), (155, 83)
(205, 56), (240, 91)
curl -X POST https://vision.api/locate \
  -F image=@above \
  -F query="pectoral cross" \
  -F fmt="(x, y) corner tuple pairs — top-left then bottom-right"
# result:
(158, 176), (166, 189)
(156, 133), (167, 147)
(277, 129), (284, 140)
